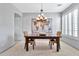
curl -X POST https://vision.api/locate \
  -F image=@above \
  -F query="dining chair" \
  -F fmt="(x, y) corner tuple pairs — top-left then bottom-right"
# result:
(24, 31), (35, 50)
(49, 31), (61, 49)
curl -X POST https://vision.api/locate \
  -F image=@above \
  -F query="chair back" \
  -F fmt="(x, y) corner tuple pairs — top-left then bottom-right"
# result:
(56, 31), (61, 37)
(24, 31), (28, 36)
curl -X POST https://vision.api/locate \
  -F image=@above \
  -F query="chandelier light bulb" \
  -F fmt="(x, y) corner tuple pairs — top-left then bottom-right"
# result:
(40, 16), (43, 19)
(45, 17), (47, 19)
(38, 15), (41, 17)
(36, 17), (40, 20)
(41, 13), (44, 16)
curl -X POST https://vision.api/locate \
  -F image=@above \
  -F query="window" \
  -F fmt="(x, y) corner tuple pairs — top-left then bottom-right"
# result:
(62, 16), (65, 34)
(68, 13), (72, 35)
(65, 15), (68, 35)
(62, 8), (78, 38)
(73, 9), (78, 37)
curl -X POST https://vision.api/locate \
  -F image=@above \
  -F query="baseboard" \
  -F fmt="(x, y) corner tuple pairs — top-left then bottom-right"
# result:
(0, 42), (16, 54)
(61, 39), (79, 50)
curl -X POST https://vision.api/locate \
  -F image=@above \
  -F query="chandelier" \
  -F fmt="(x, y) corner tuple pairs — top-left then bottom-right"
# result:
(34, 3), (48, 30)
(36, 9), (47, 22)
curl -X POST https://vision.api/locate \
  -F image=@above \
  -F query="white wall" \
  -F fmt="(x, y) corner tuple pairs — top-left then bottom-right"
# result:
(22, 13), (61, 35)
(0, 3), (22, 53)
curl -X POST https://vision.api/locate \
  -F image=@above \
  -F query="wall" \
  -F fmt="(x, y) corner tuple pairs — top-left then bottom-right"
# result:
(61, 3), (79, 49)
(0, 3), (22, 53)
(22, 13), (61, 35)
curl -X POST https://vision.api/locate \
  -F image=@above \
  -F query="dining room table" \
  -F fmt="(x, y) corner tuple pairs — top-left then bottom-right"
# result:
(24, 35), (60, 52)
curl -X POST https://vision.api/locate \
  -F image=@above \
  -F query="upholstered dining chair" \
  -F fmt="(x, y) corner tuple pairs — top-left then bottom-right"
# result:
(49, 31), (61, 49)
(24, 31), (35, 50)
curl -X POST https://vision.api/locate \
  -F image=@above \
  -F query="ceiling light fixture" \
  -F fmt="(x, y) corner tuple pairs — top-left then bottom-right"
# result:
(34, 3), (48, 30)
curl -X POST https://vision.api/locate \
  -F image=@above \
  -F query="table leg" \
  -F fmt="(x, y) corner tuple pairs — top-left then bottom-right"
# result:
(26, 38), (29, 51)
(56, 38), (60, 52)
(59, 39), (60, 49)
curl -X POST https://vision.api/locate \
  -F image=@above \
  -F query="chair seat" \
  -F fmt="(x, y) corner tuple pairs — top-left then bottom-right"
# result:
(50, 39), (54, 41)
(23, 31), (35, 50)
(49, 31), (61, 49)
(29, 40), (35, 44)
(29, 39), (34, 41)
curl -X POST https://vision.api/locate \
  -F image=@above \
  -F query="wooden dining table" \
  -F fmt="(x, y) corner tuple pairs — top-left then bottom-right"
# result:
(24, 35), (60, 52)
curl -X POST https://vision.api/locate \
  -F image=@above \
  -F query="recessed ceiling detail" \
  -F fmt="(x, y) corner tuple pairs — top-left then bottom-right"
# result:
(12, 3), (72, 13)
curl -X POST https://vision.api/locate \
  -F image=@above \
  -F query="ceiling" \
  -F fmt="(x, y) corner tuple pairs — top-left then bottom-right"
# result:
(12, 3), (72, 13)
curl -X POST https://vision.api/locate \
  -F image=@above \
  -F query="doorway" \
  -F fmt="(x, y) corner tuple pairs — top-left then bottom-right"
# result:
(14, 13), (22, 41)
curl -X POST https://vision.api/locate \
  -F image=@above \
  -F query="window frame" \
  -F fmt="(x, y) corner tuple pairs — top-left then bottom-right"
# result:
(72, 9), (78, 37)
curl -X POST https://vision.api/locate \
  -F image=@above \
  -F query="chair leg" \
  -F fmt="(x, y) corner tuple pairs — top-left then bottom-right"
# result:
(24, 46), (25, 49)
(34, 41), (36, 46)
(32, 42), (35, 50)
(30, 42), (32, 45)
(33, 44), (34, 50)
(53, 42), (54, 45)
(49, 41), (52, 49)
(49, 41), (50, 45)
(24, 43), (26, 49)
